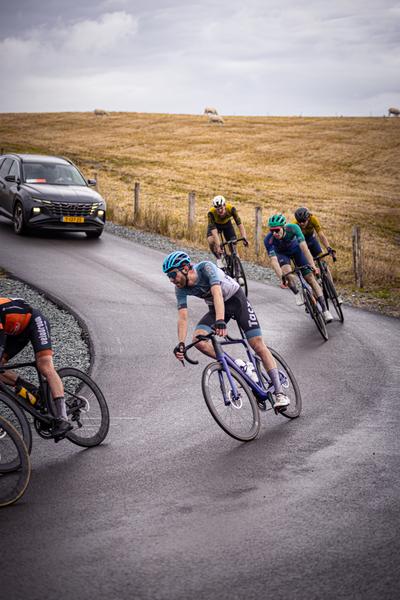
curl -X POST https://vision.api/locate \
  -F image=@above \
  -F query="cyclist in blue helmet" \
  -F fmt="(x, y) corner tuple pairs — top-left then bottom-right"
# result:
(162, 251), (291, 409)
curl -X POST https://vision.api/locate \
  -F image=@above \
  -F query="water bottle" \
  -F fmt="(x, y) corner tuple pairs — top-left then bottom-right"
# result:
(15, 385), (37, 405)
(246, 362), (258, 382)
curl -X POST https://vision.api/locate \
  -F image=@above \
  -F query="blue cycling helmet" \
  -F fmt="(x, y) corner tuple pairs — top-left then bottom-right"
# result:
(162, 251), (191, 273)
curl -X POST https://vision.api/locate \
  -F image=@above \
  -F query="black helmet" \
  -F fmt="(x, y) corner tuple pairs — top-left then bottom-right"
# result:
(294, 207), (310, 222)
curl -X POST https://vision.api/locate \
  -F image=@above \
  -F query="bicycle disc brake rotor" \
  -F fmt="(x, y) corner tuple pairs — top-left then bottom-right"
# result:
(0, 427), (6, 440)
(279, 372), (290, 388)
(229, 389), (243, 409)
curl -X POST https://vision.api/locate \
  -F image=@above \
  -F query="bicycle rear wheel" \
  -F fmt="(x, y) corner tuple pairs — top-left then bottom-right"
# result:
(304, 288), (328, 341)
(0, 417), (31, 507)
(324, 275), (344, 322)
(57, 368), (110, 447)
(0, 392), (32, 470)
(232, 255), (248, 296)
(202, 363), (260, 441)
(256, 349), (302, 418)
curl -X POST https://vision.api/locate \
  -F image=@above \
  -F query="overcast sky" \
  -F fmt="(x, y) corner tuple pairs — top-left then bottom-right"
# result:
(1, 0), (399, 116)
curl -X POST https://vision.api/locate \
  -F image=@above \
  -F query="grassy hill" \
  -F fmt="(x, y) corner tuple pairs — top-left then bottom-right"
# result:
(1, 111), (399, 306)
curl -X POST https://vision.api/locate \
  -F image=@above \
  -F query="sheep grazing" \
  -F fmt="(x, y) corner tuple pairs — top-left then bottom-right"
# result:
(204, 107), (218, 115)
(388, 108), (400, 117)
(208, 115), (225, 126)
(93, 109), (110, 118)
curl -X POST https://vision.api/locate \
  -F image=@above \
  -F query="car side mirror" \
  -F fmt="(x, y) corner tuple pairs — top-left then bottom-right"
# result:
(87, 179), (97, 186)
(5, 175), (16, 182)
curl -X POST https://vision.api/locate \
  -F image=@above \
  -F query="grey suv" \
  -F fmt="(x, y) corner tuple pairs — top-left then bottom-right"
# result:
(0, 153), (106, 237)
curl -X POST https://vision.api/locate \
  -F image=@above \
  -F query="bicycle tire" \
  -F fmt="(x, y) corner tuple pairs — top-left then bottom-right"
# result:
(201, 362), (260, 441)
(0, 417), (31, 507)
(255, 349), (302, 419)
(304, 288), (328, 340)
(56, 367), (110, 447)
(232, 255), (248, 297)
(0, 392), (32, 470)
(324, 275), (344, 322)
(320, 273), (330, 310)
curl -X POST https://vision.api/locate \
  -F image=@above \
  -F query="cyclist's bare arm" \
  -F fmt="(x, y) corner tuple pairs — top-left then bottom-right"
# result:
(269, 255), (288, 289)
(317, 230), (331, 250)
(175, 309), (189, 362)
(238, 223), (249, 246)
(300, 241), (317, 272)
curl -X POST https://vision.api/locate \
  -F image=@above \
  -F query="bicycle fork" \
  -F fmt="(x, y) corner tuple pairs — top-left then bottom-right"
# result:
(217, 357), (242, 407)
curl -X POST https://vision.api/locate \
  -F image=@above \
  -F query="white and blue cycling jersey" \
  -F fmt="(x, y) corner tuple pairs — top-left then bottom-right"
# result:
(175, 261), (239, 310)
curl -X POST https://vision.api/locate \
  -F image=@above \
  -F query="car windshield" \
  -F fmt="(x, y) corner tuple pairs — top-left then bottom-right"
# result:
(22, 162), (87, 186)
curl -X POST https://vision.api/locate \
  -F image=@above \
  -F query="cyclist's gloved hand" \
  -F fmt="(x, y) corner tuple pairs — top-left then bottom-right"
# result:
(327, 246), (336, 255)
(212, 320), (227, 334)
(281, 275), (287, 287)
(243, 238), (250, 247)
(173, 342), (185, 362)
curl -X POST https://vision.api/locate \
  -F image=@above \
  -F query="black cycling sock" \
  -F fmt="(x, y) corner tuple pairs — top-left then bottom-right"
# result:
(53, 396), (68, 421)
(317, 296), (327, 312)
(289, 285), (299, 294)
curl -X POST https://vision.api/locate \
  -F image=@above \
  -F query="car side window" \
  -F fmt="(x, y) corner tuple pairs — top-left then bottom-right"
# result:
(0, 158), (12, 175)
(8, 160), (20, 178)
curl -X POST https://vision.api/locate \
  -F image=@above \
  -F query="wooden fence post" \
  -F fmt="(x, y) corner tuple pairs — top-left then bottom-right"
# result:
(134, 182), (140, 224)
(93, 173), (99, 192)
(188, 192), (195, 236)
(255, 206), (262, 257)
(0, 149), (3, 156)
(352, 225), (363, 288)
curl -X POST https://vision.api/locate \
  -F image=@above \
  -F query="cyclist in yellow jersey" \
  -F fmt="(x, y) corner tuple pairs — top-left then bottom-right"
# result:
(292, 207), (339, 288)
(207, 195), (249, 269)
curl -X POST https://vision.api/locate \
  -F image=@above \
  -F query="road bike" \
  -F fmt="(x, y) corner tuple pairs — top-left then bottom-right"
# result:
(219, 233), (248, 296)
(282, 265), (328, 341)
(182, 327), (301, 442)
(314, 251), (344, 322)
(0, 416), (31, 507)
(0, 360), (110, 470)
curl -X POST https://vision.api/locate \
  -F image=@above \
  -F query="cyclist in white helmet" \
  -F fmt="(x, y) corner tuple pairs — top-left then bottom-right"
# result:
(207, 195), (249, 269)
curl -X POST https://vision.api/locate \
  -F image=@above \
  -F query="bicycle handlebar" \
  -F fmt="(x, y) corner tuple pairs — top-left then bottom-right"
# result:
(315, 250), (337, 263)
(281, 264), (315, 286)
(219, 237), (248, 248)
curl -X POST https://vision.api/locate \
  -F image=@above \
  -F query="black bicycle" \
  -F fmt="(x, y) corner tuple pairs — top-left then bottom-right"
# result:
(219, 233), (248, 296)
(0, 416), (31, 507)
(314, 251), (344, 322)
(182, 326), (301, 442)
(0, 360), (110, 470)
(283, 265), (328, 341)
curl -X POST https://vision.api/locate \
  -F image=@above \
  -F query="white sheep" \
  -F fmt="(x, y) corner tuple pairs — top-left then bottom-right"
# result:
(388, 108), (400, 117)
(93, 109), (110, 118)
(204, 107), (218, 115)
(208, 115), (225, 126)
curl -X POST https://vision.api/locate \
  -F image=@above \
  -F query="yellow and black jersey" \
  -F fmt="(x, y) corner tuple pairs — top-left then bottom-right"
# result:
(292, 215), (322, 241)
(207, 204), (242, 229)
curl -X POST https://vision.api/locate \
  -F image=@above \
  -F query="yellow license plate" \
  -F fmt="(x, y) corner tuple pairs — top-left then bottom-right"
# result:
(61, 217), (84, 223)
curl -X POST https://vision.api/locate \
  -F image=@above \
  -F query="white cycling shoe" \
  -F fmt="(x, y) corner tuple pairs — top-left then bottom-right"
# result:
(295, 293), (304, 306)
(323, 310), (333, 323)
(238, 277), (245, 286)
(216, 258), (225, 269)
(273, 393), (290, 409)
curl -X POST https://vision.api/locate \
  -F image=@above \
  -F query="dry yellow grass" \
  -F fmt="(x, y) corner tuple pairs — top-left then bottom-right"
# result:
(0, 111), (399, 298)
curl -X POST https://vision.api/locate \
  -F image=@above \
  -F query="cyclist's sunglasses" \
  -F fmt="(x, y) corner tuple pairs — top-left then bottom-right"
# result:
(297, 219), (308, 223)
(270, 227), (282, 233)
(166, 267), (185, 279)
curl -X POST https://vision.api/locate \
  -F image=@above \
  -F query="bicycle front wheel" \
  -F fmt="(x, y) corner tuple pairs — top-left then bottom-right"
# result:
(202, 363), (260, 441)
(232, 255), (248, 296)
(258, 349), (302, 418)
(325, 276), (344, 322)
(0, 417), (31, 507)
(304, 288), (328, 341)
(57, 368), (110, 447)
(0, 392), (32, 470)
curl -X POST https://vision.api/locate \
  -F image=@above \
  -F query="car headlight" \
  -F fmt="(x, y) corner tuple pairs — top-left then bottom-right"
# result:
(32, 207), (41, 213)
(28, 197), (44, 203)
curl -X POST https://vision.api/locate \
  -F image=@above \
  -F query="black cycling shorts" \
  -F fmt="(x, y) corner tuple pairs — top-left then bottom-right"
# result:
(195, 289), (262, 339)
(207, 220), (236, 242)
(4, 308), (53, 361)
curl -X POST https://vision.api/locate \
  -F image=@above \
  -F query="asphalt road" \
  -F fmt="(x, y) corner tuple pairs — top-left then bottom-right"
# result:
(0, 219), (399, 600)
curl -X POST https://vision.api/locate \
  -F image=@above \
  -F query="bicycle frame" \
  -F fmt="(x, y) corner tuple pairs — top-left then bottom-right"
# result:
(197, 333), (288, 409)
(0, 360), (55, 427)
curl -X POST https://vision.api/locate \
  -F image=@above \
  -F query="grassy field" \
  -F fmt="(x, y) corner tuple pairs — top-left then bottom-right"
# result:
(0, 111), (399, 306)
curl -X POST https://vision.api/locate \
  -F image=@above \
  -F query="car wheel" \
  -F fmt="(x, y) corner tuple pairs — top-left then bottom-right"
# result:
(85, 229), (103, 238)
(13, 202), (29, 236)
